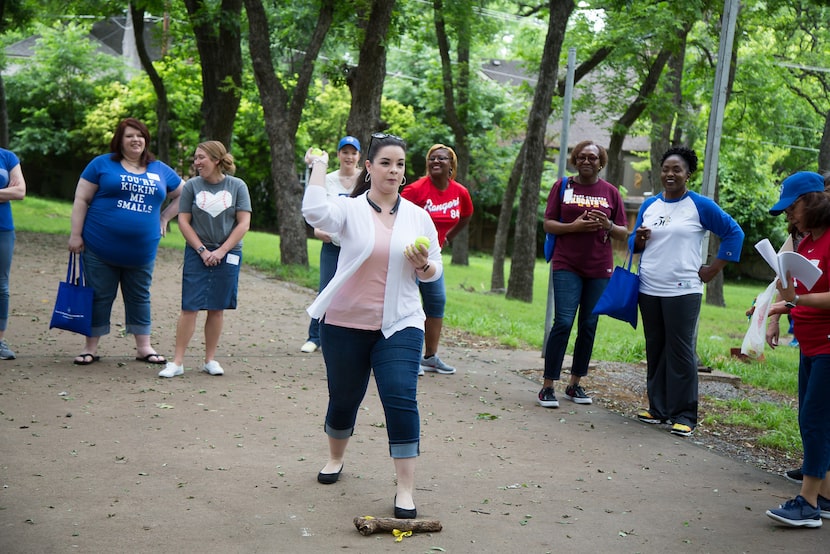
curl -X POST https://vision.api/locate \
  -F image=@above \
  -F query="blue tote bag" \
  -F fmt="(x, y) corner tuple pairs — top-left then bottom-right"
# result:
(592, 251), (640, 329)
(49, 253), (94, 336)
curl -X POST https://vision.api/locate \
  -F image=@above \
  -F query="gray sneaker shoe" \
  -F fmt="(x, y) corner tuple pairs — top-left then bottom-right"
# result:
(0, 340), (16, 360)
(420, 355), (456, 375)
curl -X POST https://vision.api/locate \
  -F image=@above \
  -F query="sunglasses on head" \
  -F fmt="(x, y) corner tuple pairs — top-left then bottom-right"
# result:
(368, 132), (405, 150)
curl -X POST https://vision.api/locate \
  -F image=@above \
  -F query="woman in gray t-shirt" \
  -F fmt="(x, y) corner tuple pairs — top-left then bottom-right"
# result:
(159, 141), (252, 378)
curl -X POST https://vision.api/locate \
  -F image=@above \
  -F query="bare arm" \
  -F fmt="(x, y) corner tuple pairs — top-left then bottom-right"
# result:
(0, 165), (26, 202)
(444, 215), (472, 244)
(159, 183), (183, 236)
(68, 178), (98, 253)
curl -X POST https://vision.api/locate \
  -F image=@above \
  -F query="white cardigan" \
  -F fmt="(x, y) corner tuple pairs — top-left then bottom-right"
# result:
(302, 186), (442, 338)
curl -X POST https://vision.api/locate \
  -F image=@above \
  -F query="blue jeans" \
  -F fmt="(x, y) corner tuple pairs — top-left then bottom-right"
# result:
(0, 230), (14, 331)
(544, 270), (608, 381)
(418, 273), (446, 318)
(83, 248), (155, 337)
(798, 353), (830, 477)
(307, 242), (340, 345)
(320, 323), (423, 458)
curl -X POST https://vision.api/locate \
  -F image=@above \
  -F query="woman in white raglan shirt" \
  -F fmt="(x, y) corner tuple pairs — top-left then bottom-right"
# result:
(630, 146), (744, 438)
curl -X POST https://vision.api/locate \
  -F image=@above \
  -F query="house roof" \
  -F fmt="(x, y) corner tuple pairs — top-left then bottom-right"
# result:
(481, 58), (650, 152)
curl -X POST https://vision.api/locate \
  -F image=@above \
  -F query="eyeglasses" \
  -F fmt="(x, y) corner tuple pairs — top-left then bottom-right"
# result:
(428, 156), (450, 162)
(576, 155), (599, 163)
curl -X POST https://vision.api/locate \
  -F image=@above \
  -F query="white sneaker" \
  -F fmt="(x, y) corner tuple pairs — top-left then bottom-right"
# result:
(300, 341), (319, 353)
(418, 366), (425, 376)
(203, 360), (224, 376)
(159, 362), (183, 378)
(420, 355), (456, 375)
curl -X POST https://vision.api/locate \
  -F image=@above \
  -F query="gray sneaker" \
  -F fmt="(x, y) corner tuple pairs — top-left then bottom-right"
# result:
(0, 340), (16, 360)
(420, 355), (456, 375)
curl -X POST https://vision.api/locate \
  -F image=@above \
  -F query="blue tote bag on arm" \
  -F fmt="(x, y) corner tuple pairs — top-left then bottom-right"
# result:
(592, 250), (640, 329)
(49, 253), (94, 336)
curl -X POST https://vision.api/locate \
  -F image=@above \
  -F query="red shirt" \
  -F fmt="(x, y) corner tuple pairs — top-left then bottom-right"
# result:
(792, 230), (830, 356)
(401, 176), (473, 247)
(545, 177), (627, 279)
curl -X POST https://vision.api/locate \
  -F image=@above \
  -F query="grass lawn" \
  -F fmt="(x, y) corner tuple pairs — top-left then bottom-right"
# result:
(15, 196), (803, 454)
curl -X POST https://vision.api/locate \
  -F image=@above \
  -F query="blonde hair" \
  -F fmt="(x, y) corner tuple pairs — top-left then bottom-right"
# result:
(197, 140), (236, 175)
(426, 144), (457, 178)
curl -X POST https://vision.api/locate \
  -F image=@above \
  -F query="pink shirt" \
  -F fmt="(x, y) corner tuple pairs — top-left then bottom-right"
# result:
(324, 212), (392, 330)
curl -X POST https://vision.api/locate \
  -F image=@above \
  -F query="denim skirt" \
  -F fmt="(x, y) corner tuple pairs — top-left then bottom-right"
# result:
(181, 247), (241, 311)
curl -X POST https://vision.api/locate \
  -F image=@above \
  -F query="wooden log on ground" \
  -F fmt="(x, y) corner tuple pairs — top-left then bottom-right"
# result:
(353, 516), (443, 536)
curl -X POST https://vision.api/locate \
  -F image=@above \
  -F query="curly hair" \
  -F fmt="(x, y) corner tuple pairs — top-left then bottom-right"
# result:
(660, 146), (698, 174)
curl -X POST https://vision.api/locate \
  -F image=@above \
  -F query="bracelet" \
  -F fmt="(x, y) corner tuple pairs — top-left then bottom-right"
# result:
(310, 159), (327, 167)
(418, 263), (430, 272)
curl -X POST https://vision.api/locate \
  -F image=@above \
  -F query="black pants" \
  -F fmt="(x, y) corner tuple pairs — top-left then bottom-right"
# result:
(639, 293), (701, 428)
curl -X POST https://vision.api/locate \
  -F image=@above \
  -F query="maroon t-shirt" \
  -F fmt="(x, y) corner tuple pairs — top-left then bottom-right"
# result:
(545, 177), (627, 279)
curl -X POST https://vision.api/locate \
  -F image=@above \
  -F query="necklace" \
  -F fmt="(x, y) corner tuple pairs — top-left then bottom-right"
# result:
(367, 193), (401, 214)
(658, 198), (682, 227)
(123, 159), (145, 172)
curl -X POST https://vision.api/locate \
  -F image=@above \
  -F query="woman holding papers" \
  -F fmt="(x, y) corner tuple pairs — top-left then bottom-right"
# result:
(629, 146), (744, 438)
(764, 171), (830, 529)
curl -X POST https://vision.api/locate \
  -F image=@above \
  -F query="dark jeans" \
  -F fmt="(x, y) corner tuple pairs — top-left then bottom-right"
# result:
(307, 242), (340, 345)
(320, 323), (423, 458)
(639, 293), (701, 428)
(797, 353), (830, 477)
(544, 270), (608, 381)
(0, 230), (13, 331)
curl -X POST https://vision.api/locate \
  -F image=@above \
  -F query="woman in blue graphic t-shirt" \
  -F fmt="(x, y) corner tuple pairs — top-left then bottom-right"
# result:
(67, 118), (183, 367)
(0, 147), (26, 360)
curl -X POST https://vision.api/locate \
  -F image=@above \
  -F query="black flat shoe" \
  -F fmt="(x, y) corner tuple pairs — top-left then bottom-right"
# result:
(317, 463), (343, 484)
(394, 496), (417, 519)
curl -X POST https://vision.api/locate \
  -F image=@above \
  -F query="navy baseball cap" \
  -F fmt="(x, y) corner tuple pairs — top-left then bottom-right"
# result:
(337, 136), (361, 152)
(769, 171), (825, 215)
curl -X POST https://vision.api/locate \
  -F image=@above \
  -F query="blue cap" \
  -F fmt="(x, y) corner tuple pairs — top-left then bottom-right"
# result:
(769, 171), (825, 215)
(337, 136), (361, 152)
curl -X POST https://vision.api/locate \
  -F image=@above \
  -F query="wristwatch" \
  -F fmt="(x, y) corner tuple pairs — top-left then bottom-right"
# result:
(785, 295), (800, 309)
(197, 245), (206, 254)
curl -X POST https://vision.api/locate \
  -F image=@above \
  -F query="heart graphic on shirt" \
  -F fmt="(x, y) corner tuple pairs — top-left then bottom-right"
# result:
(196, 190), (232, 217)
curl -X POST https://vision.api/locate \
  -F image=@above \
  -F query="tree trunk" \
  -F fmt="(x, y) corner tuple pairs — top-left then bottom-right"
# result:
(130, 2), (172, 163)
(184, 0), (243, 147)
(244, 0), (334, 266)
(506, 0), (574, 302)
(345, 0), (396, 150)
(605, 47), (673, 189)
(649, 38), (687, 195)
(820, 109), (830, 174)
(434, 0), (471, 265)
(490, 141), (526, 292)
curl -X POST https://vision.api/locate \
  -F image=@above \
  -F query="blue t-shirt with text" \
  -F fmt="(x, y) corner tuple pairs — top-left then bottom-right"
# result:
(0, 148), (21, 231)
(81, 154), (182, 266)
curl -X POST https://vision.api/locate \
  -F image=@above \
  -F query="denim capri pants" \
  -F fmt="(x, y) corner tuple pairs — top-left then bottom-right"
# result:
(418, 273), (446, 318)
(181, 247), (241, 311)
(320, 322), (423, 458)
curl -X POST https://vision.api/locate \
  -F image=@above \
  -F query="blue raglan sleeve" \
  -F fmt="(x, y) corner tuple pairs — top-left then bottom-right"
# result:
(691, 193), (744, 262)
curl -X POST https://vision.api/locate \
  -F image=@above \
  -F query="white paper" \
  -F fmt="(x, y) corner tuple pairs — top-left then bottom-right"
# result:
(754, 238), (822, 290)
(226, 253), (240, 266)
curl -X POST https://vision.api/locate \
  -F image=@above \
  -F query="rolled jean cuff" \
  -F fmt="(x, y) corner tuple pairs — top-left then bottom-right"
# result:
(390, 441), (419, 459)
(324, 422), (354, 440)
(90, 324), (111, 338)
(125, 324), (152, 336)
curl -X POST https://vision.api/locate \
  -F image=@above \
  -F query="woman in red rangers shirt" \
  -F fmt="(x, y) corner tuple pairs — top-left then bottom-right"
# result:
(401, 144), (473, 375)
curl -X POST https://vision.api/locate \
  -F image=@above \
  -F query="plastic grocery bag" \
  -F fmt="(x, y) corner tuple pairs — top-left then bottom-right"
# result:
(740, 280), (777, 359)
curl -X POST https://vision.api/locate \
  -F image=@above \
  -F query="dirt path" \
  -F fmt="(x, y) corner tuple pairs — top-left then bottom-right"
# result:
(0, 232), (822, 553)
